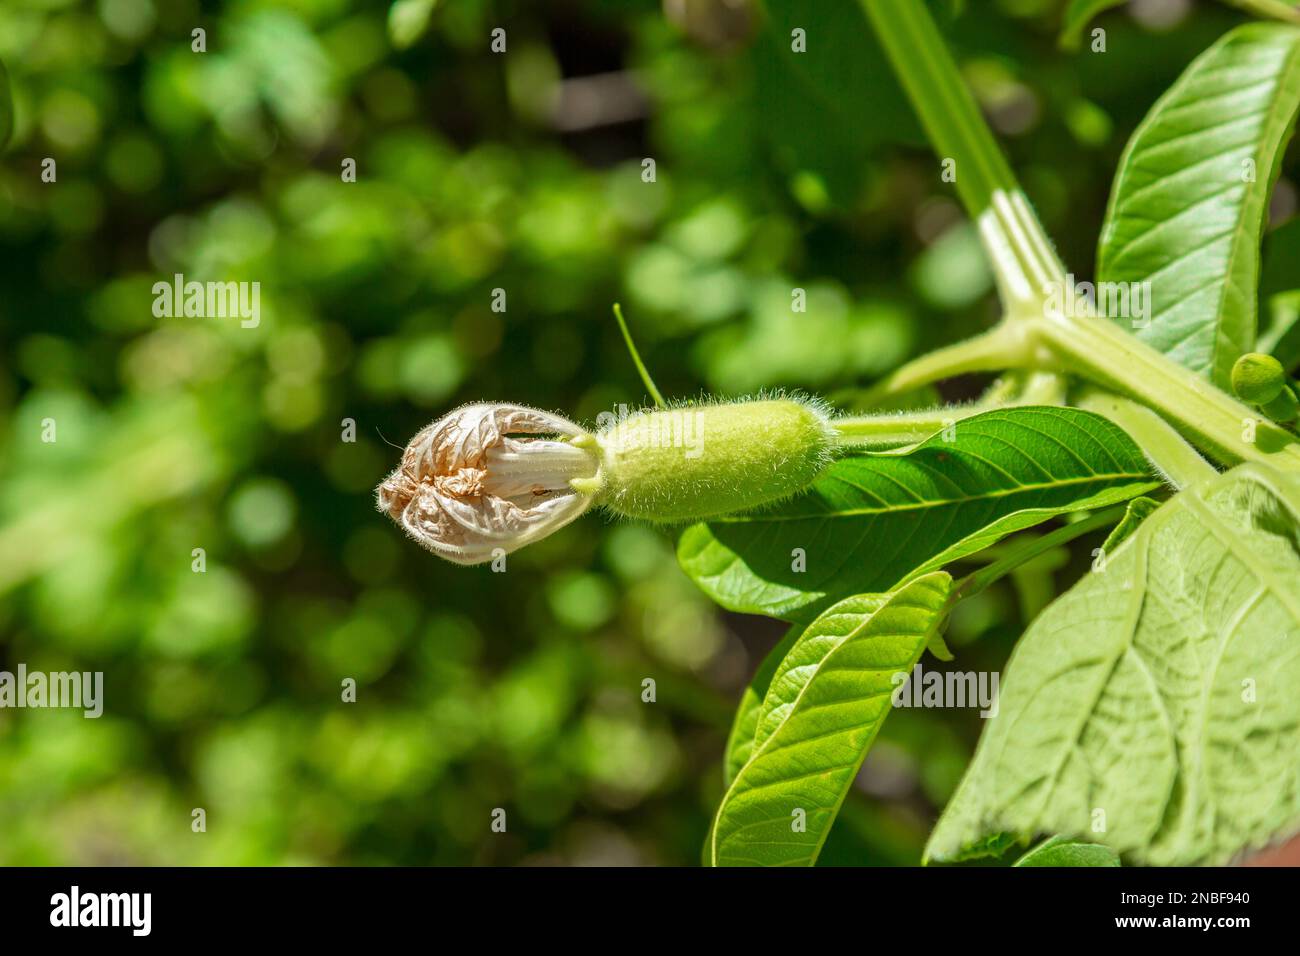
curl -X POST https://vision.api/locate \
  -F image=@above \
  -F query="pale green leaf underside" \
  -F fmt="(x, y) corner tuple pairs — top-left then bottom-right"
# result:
(678, 406), (1158, 621)
(1013, 835), (1120, 867)
(712, 573), (951, 867)
(1097, 23), (1300, 388)
(1101, 495), (1160, 553)
(928, 464), (1300, 866)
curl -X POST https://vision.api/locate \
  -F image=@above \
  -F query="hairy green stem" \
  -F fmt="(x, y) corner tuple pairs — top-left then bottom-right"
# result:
(859, 322), (1036, 406)
(836, 370), (1067, 449)
(863, 0), (1067, 311)
(863, 0), (1300, 473)
(1077, 390), (1218, 488)
(861, 0), (1017, 215)
(1017, 370), (1067, 405)
(871, 308), (1300, 470)
(832, 412), (951, 448)
(1036, 314), (1300, 469)
(832, 407), (986, 450)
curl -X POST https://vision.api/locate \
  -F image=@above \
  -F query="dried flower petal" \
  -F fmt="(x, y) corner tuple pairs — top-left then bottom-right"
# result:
(377, 403), (600, 565)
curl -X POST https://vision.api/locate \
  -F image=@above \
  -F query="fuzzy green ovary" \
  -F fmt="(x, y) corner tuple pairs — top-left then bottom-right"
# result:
(1231, 353), (1286, 405)
(593, 400), (834, 522)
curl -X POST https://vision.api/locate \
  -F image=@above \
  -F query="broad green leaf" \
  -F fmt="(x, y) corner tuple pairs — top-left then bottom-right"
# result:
(1014, 836), (1120, 867)
(722, 626), (800, 788)
(678, 406), (1159, 622)
(928, 464), (1300, 866)
(1059, 0), (1126, 51)
(1097, 23), (1300, 388)
(710, 573), (951, 867)
(722, 590), (956, 790)
(752, 594), (889, 756)
(721, 593), (953, 789)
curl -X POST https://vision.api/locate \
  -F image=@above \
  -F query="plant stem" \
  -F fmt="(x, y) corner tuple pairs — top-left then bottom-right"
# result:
(1077, 390), (1218, 488)
(832, 418), (945, 448)
(862, 0), (1067, 310)
(1017, 370), (1067, 405)
(1036, 313), (1300, 469)
(836, 371), (1067, 449)
(859, 322), (1034, 405)
(832, 410), (955, 448)
(861, 0), (1017, 216)
(951, 505), (1128, 604)
(863, 0), (1300, 473)
(612, 303), (667, 409)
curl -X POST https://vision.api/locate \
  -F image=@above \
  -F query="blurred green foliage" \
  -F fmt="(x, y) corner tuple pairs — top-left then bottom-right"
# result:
(0, 0), (1270, 864)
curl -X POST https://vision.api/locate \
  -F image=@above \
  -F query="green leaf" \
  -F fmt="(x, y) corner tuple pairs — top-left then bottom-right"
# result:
(1100, 495), (1160, 553)
(710, 573), (951, 867)
(751, 594), (889, 756)
(722, 626), (800, 788)
(678, 406), (1159, 622)
(1097, 23), (1300, 388)
(944, 830), (1018, 862)
(1014, 836), (1121, 867)
(1059, 0), (1127, 51)
(928, 464), (1300, 866)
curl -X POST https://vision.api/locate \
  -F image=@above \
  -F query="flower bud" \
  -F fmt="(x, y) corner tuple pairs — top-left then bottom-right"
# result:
(1231, 352), (1286, 405)
(595, 397), (835, 522)
(377, 403), (600, 565)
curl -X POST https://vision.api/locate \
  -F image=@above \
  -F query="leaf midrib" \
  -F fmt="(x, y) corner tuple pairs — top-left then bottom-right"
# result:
(1098, 23), (1300, 384)
(1210, 36), (1300, 382)
(709, 469), (1151, 524)
(711, 579), (945, 865)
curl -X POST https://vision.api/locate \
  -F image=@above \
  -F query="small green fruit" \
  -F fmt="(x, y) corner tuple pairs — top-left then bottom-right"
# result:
(1231, 352), (1286, 405)
(596, 398), (835, 522)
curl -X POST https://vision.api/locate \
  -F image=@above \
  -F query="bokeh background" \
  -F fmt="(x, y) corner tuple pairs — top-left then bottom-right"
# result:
(0, 0), (1284, 865)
